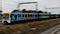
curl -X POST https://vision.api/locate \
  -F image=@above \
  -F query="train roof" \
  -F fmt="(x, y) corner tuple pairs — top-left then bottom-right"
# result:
(11, 13), (39, 15)
(2, 11), (11, 14)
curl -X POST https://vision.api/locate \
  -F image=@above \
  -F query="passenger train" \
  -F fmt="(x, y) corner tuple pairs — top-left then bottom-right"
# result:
(2, 10), (60, 24)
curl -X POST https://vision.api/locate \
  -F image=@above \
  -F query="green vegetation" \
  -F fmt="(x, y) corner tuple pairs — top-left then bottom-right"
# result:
(42, 16), (49, 18)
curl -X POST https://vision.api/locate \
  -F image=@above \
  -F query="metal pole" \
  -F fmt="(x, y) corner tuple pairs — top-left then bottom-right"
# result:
(17, 2), (38, 11)
(35, 3), (38, 11)
(17, 4), (20, 10)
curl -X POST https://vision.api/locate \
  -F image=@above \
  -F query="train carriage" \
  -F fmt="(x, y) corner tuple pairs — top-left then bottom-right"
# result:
(11, 11), (39, 22)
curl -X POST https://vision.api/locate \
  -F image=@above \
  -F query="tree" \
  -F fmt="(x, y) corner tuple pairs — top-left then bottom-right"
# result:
(38, 10), (43, 13)
(44, 12), (47, 14)
(12, 10), (20, 12)
(22, 9), (26, 12)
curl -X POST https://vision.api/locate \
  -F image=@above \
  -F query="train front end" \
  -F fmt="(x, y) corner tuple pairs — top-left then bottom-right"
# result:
(2, 12), (11, 24)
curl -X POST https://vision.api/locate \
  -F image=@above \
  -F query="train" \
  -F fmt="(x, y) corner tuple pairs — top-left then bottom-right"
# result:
(2, 10), (60, 24)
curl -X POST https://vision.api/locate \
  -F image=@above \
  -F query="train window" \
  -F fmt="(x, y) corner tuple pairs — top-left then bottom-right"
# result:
(3, 14), (9, 20)
(14, 15), (17, 17)
(18, 14), (21, 17)
(22, 14), (24, 17)
(29, 14), (32, 17)
(32, 14), (34, 17)
(28, 14), (30, 17)
(35, 15), (38, 16)
(3, 14), (9, 18)
(28, 14), (29, 17)
(32, 15), (34, 17)
(27, 14), (33, 17)
(38, 15), (41, 16)
(25, 14), (27, 17)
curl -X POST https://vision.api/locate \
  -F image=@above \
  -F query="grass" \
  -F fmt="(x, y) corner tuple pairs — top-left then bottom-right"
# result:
(0, 18), (60, 34)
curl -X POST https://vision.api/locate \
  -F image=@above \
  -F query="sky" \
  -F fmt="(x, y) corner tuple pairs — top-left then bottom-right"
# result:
(1, 0), (60, 14)
(0, 0), (2, 10)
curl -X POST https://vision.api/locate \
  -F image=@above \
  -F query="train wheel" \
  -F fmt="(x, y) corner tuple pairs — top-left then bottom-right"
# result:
(3, 21), (8, 25)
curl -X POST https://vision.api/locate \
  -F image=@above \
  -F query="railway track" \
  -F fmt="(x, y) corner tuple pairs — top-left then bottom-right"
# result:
(40, 24), (60, 34)
(0, 18), (60, 26)
(55, 30), (60, 34)
(0, 18), (59, 27)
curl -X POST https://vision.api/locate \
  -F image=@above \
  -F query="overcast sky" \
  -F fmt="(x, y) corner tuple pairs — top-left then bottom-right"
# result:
(1, 0), (60, 14)
(0, 0), (2, 10)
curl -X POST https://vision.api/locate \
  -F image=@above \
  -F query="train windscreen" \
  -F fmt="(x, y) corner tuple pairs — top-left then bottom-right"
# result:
(3, 14), (9, 20)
